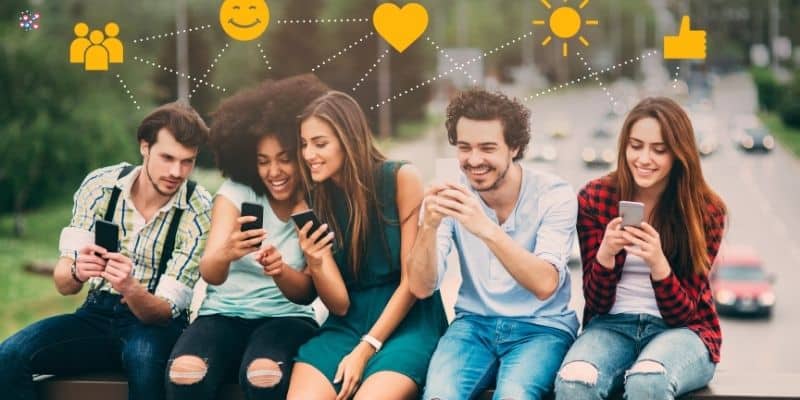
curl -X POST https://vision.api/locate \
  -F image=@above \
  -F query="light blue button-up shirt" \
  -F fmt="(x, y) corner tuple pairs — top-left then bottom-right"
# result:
(435, 164), (579, 337)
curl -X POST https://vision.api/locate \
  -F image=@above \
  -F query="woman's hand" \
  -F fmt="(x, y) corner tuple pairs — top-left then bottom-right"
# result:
(333, 342), (375, 400)
(255, 244), (285, 277)
(297, 221), (334, 269)
(622, 222), (671, 280)
(225, 216), (267, 261)
(596, 217), (630, 269)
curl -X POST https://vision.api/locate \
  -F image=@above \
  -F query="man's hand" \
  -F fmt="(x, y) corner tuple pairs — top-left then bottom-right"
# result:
(101, 252), (137, 295)
(433, 184), (495, 240)
(420, 184), (448, 229)
(75, 244), (109, 282)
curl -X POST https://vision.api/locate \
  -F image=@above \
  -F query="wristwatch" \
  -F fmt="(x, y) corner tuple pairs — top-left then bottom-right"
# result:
(71, 259), (86, 284)
(361, 334), (382, 352)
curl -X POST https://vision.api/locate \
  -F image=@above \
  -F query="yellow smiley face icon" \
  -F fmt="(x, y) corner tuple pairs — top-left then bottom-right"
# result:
(219, 0), (269, 41)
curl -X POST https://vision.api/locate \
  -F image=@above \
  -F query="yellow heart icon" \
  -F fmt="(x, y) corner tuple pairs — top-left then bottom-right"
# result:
(373, 2), (428, 53)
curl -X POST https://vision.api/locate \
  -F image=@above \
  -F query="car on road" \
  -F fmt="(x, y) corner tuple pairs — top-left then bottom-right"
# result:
(736, 127), (775, 152)
(581, 135), (616, 169)
(689, 112), (720, 156)
(710, 245), (775, 318)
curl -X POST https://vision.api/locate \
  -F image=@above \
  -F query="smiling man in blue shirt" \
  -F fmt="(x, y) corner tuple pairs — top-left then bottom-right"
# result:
(409, 89), (579, 400)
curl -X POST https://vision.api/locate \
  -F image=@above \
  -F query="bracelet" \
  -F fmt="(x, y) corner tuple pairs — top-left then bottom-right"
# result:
(71, 260), (86, 284)
(360, 334), (382, 352)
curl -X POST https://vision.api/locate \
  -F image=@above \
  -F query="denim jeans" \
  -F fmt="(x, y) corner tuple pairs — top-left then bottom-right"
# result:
(423, 315), (574, 400)
(554, 313), (715, 400)
(165, 314), (317, 400)
(0, 291), (186, 400)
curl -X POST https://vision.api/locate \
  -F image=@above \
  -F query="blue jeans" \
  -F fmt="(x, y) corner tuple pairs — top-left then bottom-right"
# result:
(554, 313), (715, 400)
(423, 315), (574, 400)
(0, 291), (186, 400)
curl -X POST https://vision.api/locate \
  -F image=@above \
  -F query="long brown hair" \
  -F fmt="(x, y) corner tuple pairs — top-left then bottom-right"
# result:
(298, 91), (386, 278)
(612, 97), (726, 277)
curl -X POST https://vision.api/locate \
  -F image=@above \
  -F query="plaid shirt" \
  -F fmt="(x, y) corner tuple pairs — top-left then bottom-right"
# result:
(577, 177), (725, 363)
(59, 163), (212, 318)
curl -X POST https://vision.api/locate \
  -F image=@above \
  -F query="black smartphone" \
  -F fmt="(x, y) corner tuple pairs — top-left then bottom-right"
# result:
(241, 202), (264, 231)
(95, 220), (120, 253)
(291, 209), (329, 242)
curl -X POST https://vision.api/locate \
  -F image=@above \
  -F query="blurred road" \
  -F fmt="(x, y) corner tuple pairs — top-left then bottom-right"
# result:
(387, 73), (800, 373)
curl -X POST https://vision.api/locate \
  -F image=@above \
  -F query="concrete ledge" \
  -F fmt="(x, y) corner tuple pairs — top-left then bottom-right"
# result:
(35, 372), (800, 400)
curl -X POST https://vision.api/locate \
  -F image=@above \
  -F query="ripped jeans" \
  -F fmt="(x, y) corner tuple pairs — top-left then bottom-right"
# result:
(165, 314), (317, 400)
(554, 313), (715, 400)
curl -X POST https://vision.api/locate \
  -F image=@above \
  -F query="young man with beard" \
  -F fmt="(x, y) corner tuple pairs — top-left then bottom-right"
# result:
(0, 102), (213, 400)
(409, 89), (579, 400)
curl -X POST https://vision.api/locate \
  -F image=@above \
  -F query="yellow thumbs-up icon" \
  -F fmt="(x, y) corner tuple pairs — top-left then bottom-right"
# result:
(664, 16), (706, 60)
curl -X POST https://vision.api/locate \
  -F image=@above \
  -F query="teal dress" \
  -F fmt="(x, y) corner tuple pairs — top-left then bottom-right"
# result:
(296, 161), (448, 389)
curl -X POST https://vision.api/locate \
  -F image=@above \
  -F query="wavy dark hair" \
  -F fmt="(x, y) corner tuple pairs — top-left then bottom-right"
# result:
(612, 97), (726, 277)
(445, 89), (530, 161)
(209, 74), (329, 197)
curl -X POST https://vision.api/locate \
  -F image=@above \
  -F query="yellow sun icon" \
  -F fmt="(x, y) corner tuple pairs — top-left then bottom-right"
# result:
(533, 0), (599, 57)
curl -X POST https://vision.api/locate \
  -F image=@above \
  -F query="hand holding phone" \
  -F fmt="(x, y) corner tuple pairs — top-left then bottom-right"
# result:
(619, 201), (645, 228)
(95, 220), (120, 253)
(241, 202), (265, 248)
(291, 209), (329, 242)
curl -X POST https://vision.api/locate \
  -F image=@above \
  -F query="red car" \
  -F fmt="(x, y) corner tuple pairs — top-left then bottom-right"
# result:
(710, 245), (775, 318)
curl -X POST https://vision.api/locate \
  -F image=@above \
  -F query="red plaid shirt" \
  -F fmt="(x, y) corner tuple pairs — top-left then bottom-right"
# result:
(577, 177), (725, 363)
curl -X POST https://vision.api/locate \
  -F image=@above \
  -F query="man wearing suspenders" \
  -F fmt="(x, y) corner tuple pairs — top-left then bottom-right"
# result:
(0, 102), (213, 400)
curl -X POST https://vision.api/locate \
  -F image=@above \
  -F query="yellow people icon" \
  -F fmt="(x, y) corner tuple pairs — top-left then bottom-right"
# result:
(219, 0), (270, 41)
(70, 21), (124, 71)
(373, 2), (428, 53)
(664, 16), (706, 60)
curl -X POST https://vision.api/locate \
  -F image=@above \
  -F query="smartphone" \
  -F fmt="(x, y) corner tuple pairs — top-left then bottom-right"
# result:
(291, 209), (329, 243)
(94, 220), (120, 253)
(241, 202), (264, 232)
(435, 158), (462, 185)
(619, 201), (645, 228)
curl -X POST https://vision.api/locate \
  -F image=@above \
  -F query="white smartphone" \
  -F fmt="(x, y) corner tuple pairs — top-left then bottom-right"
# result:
(619, 201), (645, 227)
(434, 158), (462, 185)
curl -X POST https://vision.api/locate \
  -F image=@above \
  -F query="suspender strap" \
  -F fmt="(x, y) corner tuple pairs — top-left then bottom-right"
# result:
(150, 180), (196, 293)
(104, 164), (136, 221)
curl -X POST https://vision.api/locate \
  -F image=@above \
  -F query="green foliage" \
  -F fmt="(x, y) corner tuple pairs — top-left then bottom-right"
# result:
(751, 67), (784, 111)
(0, 26), (136, 216)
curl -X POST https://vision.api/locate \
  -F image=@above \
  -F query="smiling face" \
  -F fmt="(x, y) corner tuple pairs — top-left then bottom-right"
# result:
(455, 117), (518, 192)
(300, 116), (345, 184)
(256, 135), (299, 202)
(625, 117), (675, 193)
(219, 0), (269, 41)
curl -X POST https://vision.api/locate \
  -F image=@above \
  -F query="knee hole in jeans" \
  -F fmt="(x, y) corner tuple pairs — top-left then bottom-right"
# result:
(246, 358), (283, 388)
(628, 360), (666, 375)
(169, 355), (208, 385)
(558, 361), (599, 385)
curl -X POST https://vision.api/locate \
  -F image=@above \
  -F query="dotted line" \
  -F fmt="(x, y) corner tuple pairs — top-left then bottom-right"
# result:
(371, 32), (534, 110)
(132, 25), (212, 44)
(276, 18), (369, 24)
(256, 43), (272, 71)
(672, 66), (680, 89)
(523, 50), (658, 102)
(190, 43), (229, 99)
(352, 49), (389, 92)
(577, 51), (616, 107)
(115, 74), (140, 111)
(133, 56), (226, 92)
(311, 32), (374, 72)
(426, 37), (477, 85)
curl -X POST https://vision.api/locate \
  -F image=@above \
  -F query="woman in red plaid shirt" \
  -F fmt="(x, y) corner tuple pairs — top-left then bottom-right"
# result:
(554, 97), (726, 400)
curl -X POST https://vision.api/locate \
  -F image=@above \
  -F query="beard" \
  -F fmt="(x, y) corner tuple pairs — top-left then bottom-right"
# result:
(464, 160), (512, 193)
(144, 158), (180, 197)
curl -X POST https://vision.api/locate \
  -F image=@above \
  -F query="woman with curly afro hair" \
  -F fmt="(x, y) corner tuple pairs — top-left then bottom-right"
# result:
(165, 74), (329, 400)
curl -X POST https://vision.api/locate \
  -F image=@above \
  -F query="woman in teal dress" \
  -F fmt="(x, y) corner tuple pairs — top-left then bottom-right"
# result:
(286, 91), (448, 400)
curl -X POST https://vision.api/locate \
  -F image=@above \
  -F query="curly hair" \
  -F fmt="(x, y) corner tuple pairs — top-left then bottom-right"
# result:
(445, 89), (530, 161)
(209, 74), (329, 197)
